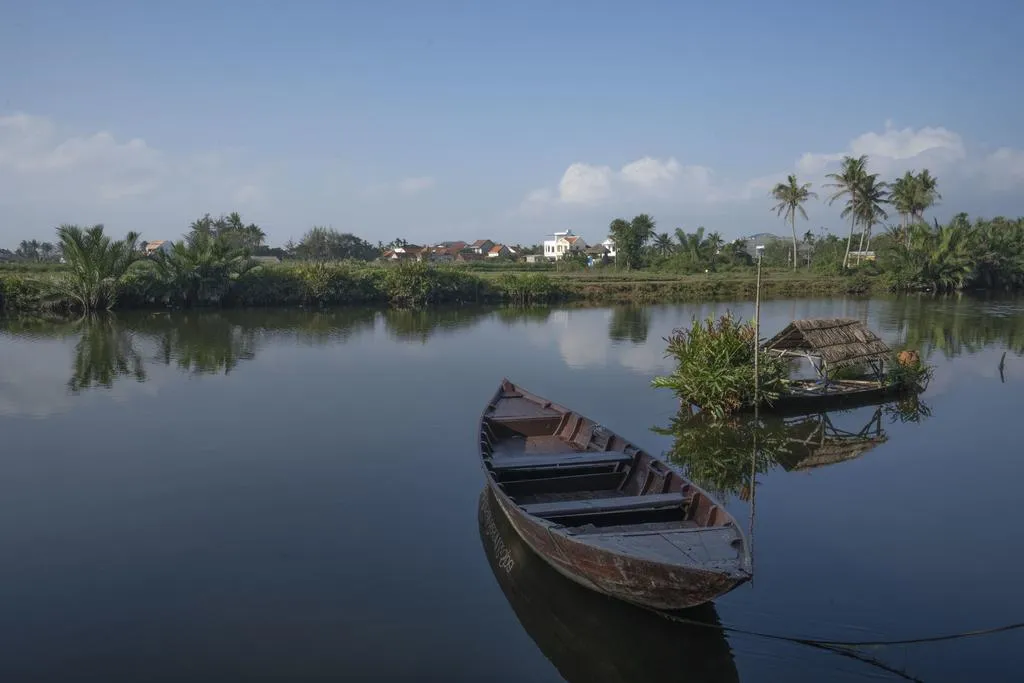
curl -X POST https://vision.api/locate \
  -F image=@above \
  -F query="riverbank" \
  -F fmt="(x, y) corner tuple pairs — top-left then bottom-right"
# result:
(0, 262), (881, 313)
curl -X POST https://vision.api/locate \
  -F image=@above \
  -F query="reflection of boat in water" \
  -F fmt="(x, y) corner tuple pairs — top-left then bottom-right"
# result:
(479, 379), (750, 610)
(478, 487), (739, 683)
(757, 318), (920, 415)
(773, 406), (889, 472)
(656, 398), (931, 502)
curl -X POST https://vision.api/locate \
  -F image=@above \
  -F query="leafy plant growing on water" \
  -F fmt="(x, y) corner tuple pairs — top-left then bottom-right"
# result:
(651, 312), (789, 419)
(885, 351), (934, 391)
(50, 224), (141, 311)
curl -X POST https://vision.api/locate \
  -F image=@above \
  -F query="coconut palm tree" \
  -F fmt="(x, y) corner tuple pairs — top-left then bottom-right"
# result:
(911, 169), (941, 226)
(890, 171), (917, 245)
(825, 155), (869, 269)
(770, 174), (818, 271)
(853, 174), (889, 262)
(706, 231), (725, 270)
(53, 224), (141, 311)
(653, 232), (675, 256)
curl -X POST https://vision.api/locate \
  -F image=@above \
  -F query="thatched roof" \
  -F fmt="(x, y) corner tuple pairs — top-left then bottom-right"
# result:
(775, 435), (888, 472)
(762, 318), (891, 370)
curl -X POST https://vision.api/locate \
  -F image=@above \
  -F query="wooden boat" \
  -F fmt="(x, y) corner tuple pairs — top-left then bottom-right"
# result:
(764, 378), (907, 415)
(478, 379), (752, 610)
(758, 318), (921, 415)
(478, 487), (739, 683)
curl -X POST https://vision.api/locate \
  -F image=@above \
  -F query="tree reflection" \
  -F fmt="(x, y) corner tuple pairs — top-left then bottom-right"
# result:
(652, 398), (932, 502)
(608, 305), (652, 343)
(67, 315), (146, 392)
(381, 307), (490, 343)
(881, 295), (1024, 358)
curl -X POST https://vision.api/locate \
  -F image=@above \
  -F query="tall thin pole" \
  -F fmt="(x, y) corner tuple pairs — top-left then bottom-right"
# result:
(748, 249), (763, 580)
(753, 250), (762, 404)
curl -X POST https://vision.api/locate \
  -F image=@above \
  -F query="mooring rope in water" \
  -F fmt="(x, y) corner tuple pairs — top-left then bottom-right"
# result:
(638, 607), (1024, 682)
(638, 605), (1024, 648)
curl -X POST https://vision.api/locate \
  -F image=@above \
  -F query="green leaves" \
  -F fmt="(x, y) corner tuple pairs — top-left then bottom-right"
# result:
(651, 312), (789, 419)
(51, 224), (141, 311)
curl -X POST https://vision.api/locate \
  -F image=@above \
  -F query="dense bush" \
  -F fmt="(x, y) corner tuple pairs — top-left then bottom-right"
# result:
(651, 312), (789, 418)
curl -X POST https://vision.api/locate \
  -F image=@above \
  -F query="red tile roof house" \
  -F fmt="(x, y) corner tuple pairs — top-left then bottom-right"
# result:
(487, 244), (511, 258)
(383, 245), (427, 261)
(468, 239), (494, 254)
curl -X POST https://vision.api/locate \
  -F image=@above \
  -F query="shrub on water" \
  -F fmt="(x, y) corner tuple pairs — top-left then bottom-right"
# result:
(651, 311), (789, 419)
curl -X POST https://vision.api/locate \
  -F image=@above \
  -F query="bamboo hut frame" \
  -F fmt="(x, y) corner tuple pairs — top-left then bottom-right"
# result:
(761, 318), (892, 387)
(774, 406), (888, 472)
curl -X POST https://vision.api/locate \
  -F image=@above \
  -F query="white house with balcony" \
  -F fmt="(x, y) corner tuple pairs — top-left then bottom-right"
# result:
(543, 230), (588, 260)
(601, 238), (616, 258)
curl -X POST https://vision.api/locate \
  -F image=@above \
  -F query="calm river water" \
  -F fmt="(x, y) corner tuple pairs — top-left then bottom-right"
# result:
(2, 296), (1023, 682)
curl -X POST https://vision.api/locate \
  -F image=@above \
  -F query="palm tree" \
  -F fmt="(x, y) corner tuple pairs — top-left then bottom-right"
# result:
(890, 171), (917, 245)
(825, 155), (869, 269)
(53, 224), (141, 311)
(653, 232), (675, 256)
(152, 232), (253, 307)
(803, 230), (816, 267)
(911, 169), (941, 226)
(771, 174), (818, 270)
(853, 174), (889, 262)
(706, 231), (725, 270)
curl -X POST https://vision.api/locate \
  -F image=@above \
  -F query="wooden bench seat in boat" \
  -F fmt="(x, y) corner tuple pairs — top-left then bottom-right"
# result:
(520, 492), (685, 517)
(489, 451), (633, 472)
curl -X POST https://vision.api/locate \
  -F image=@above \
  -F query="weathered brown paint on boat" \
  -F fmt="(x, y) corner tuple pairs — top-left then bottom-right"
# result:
(760, 379), (909, 416)
(478, 379), (751, 610)
(477, 487), (740, 683)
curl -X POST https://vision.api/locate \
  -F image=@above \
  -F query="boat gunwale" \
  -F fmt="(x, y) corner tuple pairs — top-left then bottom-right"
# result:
(477, 377), (753, 606)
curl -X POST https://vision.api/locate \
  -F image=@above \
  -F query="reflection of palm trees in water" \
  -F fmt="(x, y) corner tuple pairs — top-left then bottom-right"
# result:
(608, 306), (651, 343)
(67, 315), (146, 392)
(652, 398), (932, 503)
(150, 314), (258, 375)
(882, 296), (1024, 358)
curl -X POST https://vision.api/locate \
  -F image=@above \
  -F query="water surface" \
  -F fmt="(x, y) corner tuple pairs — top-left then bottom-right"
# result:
(2, 296), (1022, 681)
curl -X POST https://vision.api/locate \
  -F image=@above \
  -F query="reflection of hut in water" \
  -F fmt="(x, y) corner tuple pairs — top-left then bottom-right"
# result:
(477, 488), (739, 683)
(773, 406), (888, 472)
(759, 318), (907, 414)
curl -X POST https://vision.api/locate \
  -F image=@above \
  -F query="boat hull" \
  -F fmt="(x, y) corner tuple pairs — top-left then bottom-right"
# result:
(758, 382), (910, 416)
(486, 480), (748, 611)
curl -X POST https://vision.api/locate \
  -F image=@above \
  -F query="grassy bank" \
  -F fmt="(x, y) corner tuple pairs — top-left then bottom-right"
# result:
(0, 261), (882, 313)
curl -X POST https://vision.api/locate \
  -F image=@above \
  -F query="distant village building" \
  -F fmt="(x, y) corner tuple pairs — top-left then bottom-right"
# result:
(144, 240), (173, 256)
(601, 238), (616, 258)
(487, 244), (511, 258)
(467, 239), (494, 255)
(543, 230), (587, 260)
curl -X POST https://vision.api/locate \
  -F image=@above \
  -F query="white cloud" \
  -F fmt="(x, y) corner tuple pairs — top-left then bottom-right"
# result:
(559, 162), (613, 204)
(0, 113), (273, 242)
(525, 121), (1024, 221)
(796, 122), (967, 179)
(527, 156), (720, 209)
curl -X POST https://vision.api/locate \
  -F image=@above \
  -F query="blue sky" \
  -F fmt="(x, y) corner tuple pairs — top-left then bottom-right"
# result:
(2, 0), (1023, 248)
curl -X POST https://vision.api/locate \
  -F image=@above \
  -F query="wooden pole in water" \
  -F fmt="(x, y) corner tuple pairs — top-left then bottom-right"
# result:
(753, 247), (763, 405)
(748, 246), (764, 581)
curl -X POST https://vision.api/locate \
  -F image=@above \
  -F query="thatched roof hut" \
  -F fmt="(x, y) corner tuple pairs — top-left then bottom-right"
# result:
(762, 318), (891, 371)
(773, 407), (888, 472)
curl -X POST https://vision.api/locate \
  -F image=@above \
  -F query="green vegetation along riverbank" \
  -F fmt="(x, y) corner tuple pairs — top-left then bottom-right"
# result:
(0, 259), (881, 313)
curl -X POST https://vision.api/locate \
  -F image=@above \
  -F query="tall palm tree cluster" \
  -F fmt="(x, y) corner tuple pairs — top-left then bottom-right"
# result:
(769, 156), (943, 271)
(652, 227), (731, 268)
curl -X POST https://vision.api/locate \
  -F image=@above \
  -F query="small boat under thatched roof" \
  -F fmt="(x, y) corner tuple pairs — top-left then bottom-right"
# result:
(762, 318), (892, 372)
(758, 318), (907, 414)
